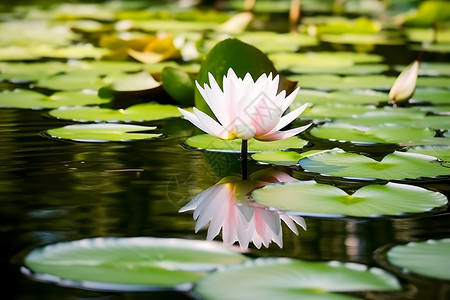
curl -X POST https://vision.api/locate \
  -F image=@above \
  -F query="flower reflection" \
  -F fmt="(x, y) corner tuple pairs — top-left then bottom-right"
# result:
(179, 169), (306, 249)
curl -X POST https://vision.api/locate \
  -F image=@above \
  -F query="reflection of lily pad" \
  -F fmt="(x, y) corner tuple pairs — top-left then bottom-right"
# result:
(288, 74), (394, 90)
(195, 258), (401, 300)
(0, 89), (110, 110)
(310, 123), (435, 145)
(252, 181), (447, 217)
(23, 237), (248, 291)
(386, 239), (450, 281)
(184, 134), (308, 153)
(298, 149), (450, 180)
(48, 102), (180, 122)
(46, 124), (161, 142)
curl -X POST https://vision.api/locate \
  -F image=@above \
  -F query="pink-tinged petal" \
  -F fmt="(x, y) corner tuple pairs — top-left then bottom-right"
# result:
(389, 60), (419, 103)
(256, 123), (311, 141)
(193, 108), (234, 139)
(178, 108), (216, 136)
(280, 215), (300, 235)
(208, 72), (223, 94)
(281, 87), (300, 112)
(266, 103), (308, 135)
(195, 184), (231, 232)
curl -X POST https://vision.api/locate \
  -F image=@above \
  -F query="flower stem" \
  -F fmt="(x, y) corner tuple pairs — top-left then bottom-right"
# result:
(240, 139), (248, 180)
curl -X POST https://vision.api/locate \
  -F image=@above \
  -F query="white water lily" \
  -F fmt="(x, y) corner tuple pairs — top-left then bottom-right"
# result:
(178, 68), (310, 141)
(389, 60), (419, 103)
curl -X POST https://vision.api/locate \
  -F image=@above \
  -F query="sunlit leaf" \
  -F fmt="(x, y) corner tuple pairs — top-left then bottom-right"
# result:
(403, 1), (450, 27)
(298, 149), (450, 180)
(162, 67), (195, 107)
(287, 74), (394, 90)
(46, 124), (160, 142)
(237, 31), (318, 53)
(253, 181), (447, 217)
(301, 104), (376, 120)
(319, 33), (404, 46)
(184, 134), (308, 153)
(294, 89), (388, 106)
(33, 44), (110, 59)
(127, 34), (181, 64)
(386, 239), (450, 280)
(412, 87), (450, 104)
(98, 72), (161, 98)
(48, 102), (180, 123)
(404, 28), (450, 43)
(309, 123), (435, 145)
(407, 145), (450, 161)
(23, 237), (248, 291)
(251, 150), (325, 166)
(417, 76), (450, 88)
(195, 258), (401, 300)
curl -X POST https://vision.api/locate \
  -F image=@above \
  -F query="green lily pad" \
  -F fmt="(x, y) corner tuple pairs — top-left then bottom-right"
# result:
(407, 145), (450, 161)
(412, 87), (450, 104)
(298, 149), (450, 180)
(410, 42), (450, 53)
(48, 102), (180, 123)
(310, 123), (436, 145)
(0, 46), (41, 61)
(33, 44), (110, 60)
(252, 181), (447, 217)
(0, 61), (67, 82)
(23, 237), (248, 291)
(302, 104), (376, 120)
(184, 134), (308, 153)
(251, 150), (326, 166)
(319, 33), (404, 45)
(288, 74), (394, 90)
(294, 89), (388, 106)
(237, 32), (318, 53)
(0, 89), (110, 110)
(36, 72), (111, 91)
(46, 124), (161, 142)
(417, 76), (450, 89)
(269, 52), (383, 71)
(195, 258), (401, 300)
(386, 239), (450, 281)
(161, 66), (195, 107)
(405, 28), (450, 44)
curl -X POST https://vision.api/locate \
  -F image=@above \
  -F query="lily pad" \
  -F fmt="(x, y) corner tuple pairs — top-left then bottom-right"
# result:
(0, 61), (67, 82)
(407, 145), (450, 161)
(23, 237), (248, 291)
(319, 33), (404, 46)
(309, 123), (436, 145)
(294, 89), (388, 106)
(298, 149), (450, 180)
(251, 150), (326, 166)
(269, 52), (383, 71)
(0, 89), (110, 110)
(195, 258), (401, 300)
(386, 239), (450, 281)
(46, 124), (161, 142)
(184, 134), (308, 153)
(288, 74), (394, 90)
(36, 72), (111, 91)
(48, 102), (180, 123)
(237, 32), (318, 53)
(412, 88), (450, 105)
(301, 104), (376, 120)
(252, 181), (447, 217)
(417, 76), (450, 89)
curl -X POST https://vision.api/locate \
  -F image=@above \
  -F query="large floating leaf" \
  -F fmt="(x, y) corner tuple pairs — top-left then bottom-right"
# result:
(319, 33), (404, 46)
(294, 89), (388, 106)
(288, 74), (394, 90)
(23, 237), (248, 291)
(0, 89), (110, 110)
(237, 32), (318, 53)
(184, 134), (308, 153)
(417, 76), (450, 89)
(269, 51), (383, 72)
(413, 88), (450, 105)
(407, 145), (450, 161)
(302, 104), (376, 120)
(46, 124), (161, 142)
(386, 239), (450, 280)
(310, 123), (435, 145)
(0, 61), (67, 82)
(48, 102), (180, 123)
(195, 258), (401, 300)
(298, 149), (450, 180)
(252, 181), (447, 217)
(251, 150), (327, 166)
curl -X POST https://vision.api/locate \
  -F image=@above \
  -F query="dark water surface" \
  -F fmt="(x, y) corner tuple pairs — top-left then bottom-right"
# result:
(1, 105), (450, 299)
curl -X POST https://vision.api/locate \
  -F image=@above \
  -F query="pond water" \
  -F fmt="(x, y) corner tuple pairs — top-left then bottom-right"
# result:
(1, 1), (450, 299)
